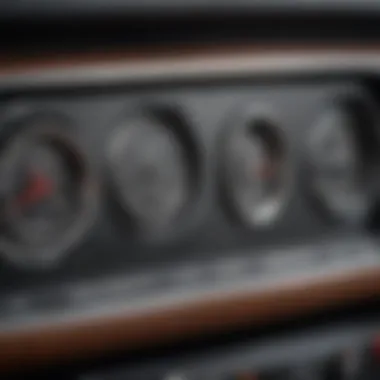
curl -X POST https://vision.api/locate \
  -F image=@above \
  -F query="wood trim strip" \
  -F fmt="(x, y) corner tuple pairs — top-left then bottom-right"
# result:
(1, 267), (380, 371)
(0, 44), (379, 76)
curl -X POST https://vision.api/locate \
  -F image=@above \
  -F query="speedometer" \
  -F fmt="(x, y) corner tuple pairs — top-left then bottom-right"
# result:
(0, 114), (98, 268)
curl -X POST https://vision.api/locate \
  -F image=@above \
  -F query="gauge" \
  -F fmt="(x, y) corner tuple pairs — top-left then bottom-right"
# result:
(0, 114), (98, 268)
(106, 109), (193, 235)
(221, 112), (289, 227)
(308, 97), (376, 224)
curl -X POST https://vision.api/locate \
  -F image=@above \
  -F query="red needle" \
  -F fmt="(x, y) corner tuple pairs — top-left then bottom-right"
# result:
(13, 172), (54, 210)
(256, 160), (276, 180)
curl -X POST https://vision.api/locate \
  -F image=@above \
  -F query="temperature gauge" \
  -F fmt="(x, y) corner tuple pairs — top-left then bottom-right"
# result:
(0, 114), (98, 268)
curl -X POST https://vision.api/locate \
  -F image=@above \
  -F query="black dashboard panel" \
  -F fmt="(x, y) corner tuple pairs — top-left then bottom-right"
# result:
(0, 80), (375, 286)
(0, 64), (379, 322)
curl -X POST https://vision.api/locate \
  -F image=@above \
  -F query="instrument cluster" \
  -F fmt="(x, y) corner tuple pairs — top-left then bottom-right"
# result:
(0, 81), (378, 281)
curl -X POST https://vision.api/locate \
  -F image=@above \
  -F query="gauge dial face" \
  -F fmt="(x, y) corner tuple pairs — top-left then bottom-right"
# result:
(0, 116), (97, 267)
(223, 117), (288, 227)
(309, 104), (370, 222)
(107, 114), (190, 233)
(5, 142), (80, 245)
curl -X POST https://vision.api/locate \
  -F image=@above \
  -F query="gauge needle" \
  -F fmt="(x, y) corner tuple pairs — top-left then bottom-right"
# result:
(256, 160), (276, 180)
(13, 172), (54, 210)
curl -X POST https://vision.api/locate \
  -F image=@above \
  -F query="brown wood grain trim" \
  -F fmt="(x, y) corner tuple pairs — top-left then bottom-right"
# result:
(1, 44), (380, 75)
(1, 267), (380, 372)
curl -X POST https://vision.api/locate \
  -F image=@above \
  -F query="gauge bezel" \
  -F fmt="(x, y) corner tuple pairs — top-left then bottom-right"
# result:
(105, 104), (201, 241)
(0, 112), (99, 269)
(306, 91), (380, 225)
(219, 105), (292, 229)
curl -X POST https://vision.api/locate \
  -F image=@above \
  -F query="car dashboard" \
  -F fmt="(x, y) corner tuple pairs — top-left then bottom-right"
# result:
(2, 2), (380, 379)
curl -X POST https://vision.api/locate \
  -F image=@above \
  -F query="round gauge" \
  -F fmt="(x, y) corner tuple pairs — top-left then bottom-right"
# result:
(308, 98), (376, 224)
(221, 112), (289, 227)
(0, 114), (98, 268)
(106, 109), (193, 235)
